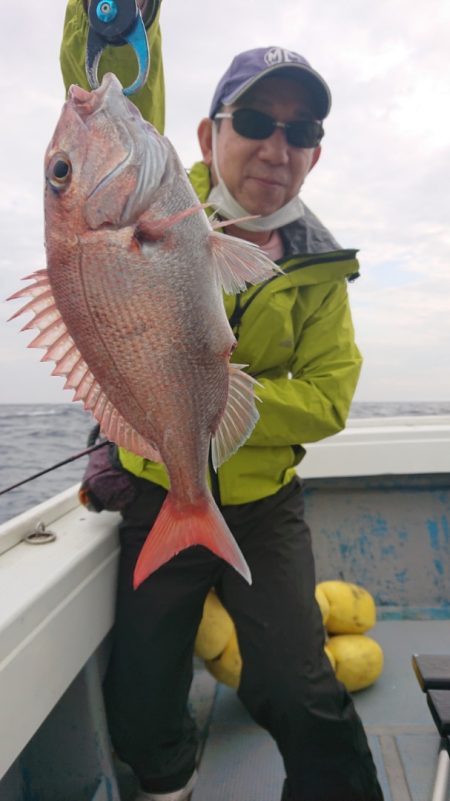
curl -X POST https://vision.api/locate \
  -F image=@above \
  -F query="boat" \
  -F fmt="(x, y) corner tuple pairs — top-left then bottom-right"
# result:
(1, 414), (450, 801)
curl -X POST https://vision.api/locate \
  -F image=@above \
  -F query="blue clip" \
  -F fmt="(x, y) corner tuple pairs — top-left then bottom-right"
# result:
(86, 0), (150, 96)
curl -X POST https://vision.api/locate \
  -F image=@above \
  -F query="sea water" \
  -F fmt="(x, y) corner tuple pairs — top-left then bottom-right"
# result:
(1, 401), (450, 525)
(0, 404), (92, 525)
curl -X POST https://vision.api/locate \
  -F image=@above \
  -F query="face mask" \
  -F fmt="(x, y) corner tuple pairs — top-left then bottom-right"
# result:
(206, 122), (304, 232)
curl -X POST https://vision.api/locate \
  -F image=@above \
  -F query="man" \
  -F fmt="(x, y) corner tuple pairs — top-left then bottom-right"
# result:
(61, 4), (384, 800)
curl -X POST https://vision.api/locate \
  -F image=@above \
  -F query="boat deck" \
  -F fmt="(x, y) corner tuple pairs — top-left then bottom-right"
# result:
(111, 621), (449, 801)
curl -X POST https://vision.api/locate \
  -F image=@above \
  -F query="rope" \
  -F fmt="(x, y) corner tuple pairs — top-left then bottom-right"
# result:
(0, 440), (108, 497)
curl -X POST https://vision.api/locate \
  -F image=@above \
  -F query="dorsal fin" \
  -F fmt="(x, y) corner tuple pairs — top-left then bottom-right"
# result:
(8, 270), (162, 464)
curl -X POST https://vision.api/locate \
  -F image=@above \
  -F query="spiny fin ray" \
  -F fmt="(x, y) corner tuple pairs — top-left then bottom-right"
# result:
(7, 269), (162, 464)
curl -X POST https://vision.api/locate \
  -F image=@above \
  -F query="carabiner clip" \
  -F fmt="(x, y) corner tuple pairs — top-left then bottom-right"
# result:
(86, 0), (150, 96)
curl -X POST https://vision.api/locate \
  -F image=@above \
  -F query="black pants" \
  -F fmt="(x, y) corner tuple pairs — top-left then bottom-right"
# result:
(103, 477), (384, 801)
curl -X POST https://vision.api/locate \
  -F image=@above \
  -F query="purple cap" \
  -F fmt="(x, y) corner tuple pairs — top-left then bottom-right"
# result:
(209, 47), (331, 121)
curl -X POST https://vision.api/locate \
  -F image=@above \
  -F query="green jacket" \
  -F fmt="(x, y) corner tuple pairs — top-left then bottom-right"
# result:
(60, 2), (362, 505)
(120, 161), (362, 503)
(60, 0), (165, 133)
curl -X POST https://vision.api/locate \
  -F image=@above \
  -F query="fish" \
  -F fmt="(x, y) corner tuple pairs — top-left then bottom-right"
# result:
(8, 73), (280, 589)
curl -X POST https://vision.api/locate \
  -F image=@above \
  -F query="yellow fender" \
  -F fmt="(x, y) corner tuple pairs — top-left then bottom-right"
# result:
(315, 585), (331, 625)
(194, 591), (234, 660)
(324, 643), (336, 670)
(326, 634), (384, 692)
(206, 629), (242, 689)
(317, 580), (376, 634)
(196, 586), (383, 693)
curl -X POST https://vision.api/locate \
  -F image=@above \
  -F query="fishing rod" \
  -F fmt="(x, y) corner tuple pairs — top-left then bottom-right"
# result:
(0, 439), (108, 497)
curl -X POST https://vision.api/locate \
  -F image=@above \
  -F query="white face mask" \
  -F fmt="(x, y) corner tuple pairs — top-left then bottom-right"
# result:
(206, 122), (304, 232)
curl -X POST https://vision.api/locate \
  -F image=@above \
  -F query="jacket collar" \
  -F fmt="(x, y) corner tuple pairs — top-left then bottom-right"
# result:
(280, 206), (342, 257)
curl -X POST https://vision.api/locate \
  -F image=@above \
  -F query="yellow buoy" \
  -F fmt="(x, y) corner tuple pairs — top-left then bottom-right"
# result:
(194, 591), (234, 661)
(315, 585), (330, 625)
(317, 580), (376, 634)
(195, 583), (383, 695)
(326, 634), (384, 692)
(206, 629), (242, 689)
(324, 643), (336, 670)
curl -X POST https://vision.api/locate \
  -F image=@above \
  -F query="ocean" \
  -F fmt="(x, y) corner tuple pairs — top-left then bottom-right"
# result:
(1, 401), (450, 526)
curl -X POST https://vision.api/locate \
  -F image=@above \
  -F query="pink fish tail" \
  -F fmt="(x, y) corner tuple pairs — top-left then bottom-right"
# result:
(133, 494), (252, 589)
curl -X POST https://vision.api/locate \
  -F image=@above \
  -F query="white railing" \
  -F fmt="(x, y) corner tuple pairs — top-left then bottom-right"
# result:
(301, 415), (450, 478)
(0, 494), (120, 780)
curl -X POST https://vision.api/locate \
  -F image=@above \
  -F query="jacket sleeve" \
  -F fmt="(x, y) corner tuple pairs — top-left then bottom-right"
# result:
(59, 0), (165, 132)
(246, 280), (362, 447)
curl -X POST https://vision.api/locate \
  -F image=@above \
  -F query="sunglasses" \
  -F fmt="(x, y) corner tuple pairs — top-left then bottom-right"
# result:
(214, 108), (324, 149)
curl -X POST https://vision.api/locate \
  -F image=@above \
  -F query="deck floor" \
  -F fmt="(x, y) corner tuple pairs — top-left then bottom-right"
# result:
(189, 620), (450, 801)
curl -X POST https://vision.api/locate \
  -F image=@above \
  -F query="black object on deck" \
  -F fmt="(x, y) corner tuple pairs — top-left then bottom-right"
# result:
(427, 691), (450, 742)
(412, 655), (450, 692)
(412, 654), (450, 801)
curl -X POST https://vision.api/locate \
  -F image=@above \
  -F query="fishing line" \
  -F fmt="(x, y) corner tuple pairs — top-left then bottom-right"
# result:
(0, 440), (108, 497)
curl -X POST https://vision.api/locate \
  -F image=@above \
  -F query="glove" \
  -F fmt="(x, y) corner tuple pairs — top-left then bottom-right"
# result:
(79, 425), (137, 512)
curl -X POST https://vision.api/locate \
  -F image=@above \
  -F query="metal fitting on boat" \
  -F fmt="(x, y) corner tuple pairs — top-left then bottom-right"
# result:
(23, 521), (57, 545)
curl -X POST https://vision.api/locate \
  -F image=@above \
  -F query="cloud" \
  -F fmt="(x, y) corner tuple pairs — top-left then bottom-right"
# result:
(1, 0), (449, 404)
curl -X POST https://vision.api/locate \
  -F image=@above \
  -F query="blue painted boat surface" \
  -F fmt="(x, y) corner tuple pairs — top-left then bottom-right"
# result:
(0, 416), (449, 800)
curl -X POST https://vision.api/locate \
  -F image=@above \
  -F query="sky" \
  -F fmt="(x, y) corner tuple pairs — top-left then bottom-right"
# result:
(1, 0), (450, 404)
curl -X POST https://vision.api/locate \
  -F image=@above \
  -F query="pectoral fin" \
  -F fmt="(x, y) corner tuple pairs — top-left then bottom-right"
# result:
(209, 230), (283, 294)
(136, 203), (209, 241)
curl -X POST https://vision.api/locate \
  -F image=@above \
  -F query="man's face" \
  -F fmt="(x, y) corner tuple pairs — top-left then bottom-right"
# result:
(199, 75), (322, 217)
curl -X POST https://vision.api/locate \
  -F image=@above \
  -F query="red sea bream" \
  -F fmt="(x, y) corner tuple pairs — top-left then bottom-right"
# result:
(9, 73), (279, 588)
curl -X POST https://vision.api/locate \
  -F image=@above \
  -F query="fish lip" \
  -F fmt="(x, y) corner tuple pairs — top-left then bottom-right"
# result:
(68, 83), (92, 105)
(68, 73), (124, 116)
(67, 84), (103, 122)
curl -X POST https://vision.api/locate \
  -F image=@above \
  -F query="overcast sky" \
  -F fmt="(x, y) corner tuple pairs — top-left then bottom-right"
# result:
(1, 0), (449, 404)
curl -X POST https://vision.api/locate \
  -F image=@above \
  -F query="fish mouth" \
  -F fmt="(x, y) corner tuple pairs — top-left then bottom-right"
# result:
(69, 83), (93, 107)
(68, 73), (168, 225)
(68, 73), (124, 117)
(69, 77), (141, 222)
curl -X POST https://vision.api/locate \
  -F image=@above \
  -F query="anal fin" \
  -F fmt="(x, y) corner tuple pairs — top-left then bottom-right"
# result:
(211, 364), (261, 470)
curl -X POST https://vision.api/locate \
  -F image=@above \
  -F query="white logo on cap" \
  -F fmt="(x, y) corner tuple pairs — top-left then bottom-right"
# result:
(264, 48), (305, 66)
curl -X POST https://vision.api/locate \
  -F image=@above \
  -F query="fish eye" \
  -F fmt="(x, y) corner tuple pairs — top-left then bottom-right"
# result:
(47, 153), (72, 190)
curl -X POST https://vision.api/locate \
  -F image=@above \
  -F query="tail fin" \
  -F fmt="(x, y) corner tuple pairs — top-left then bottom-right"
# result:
(133, 493), (252, 589)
